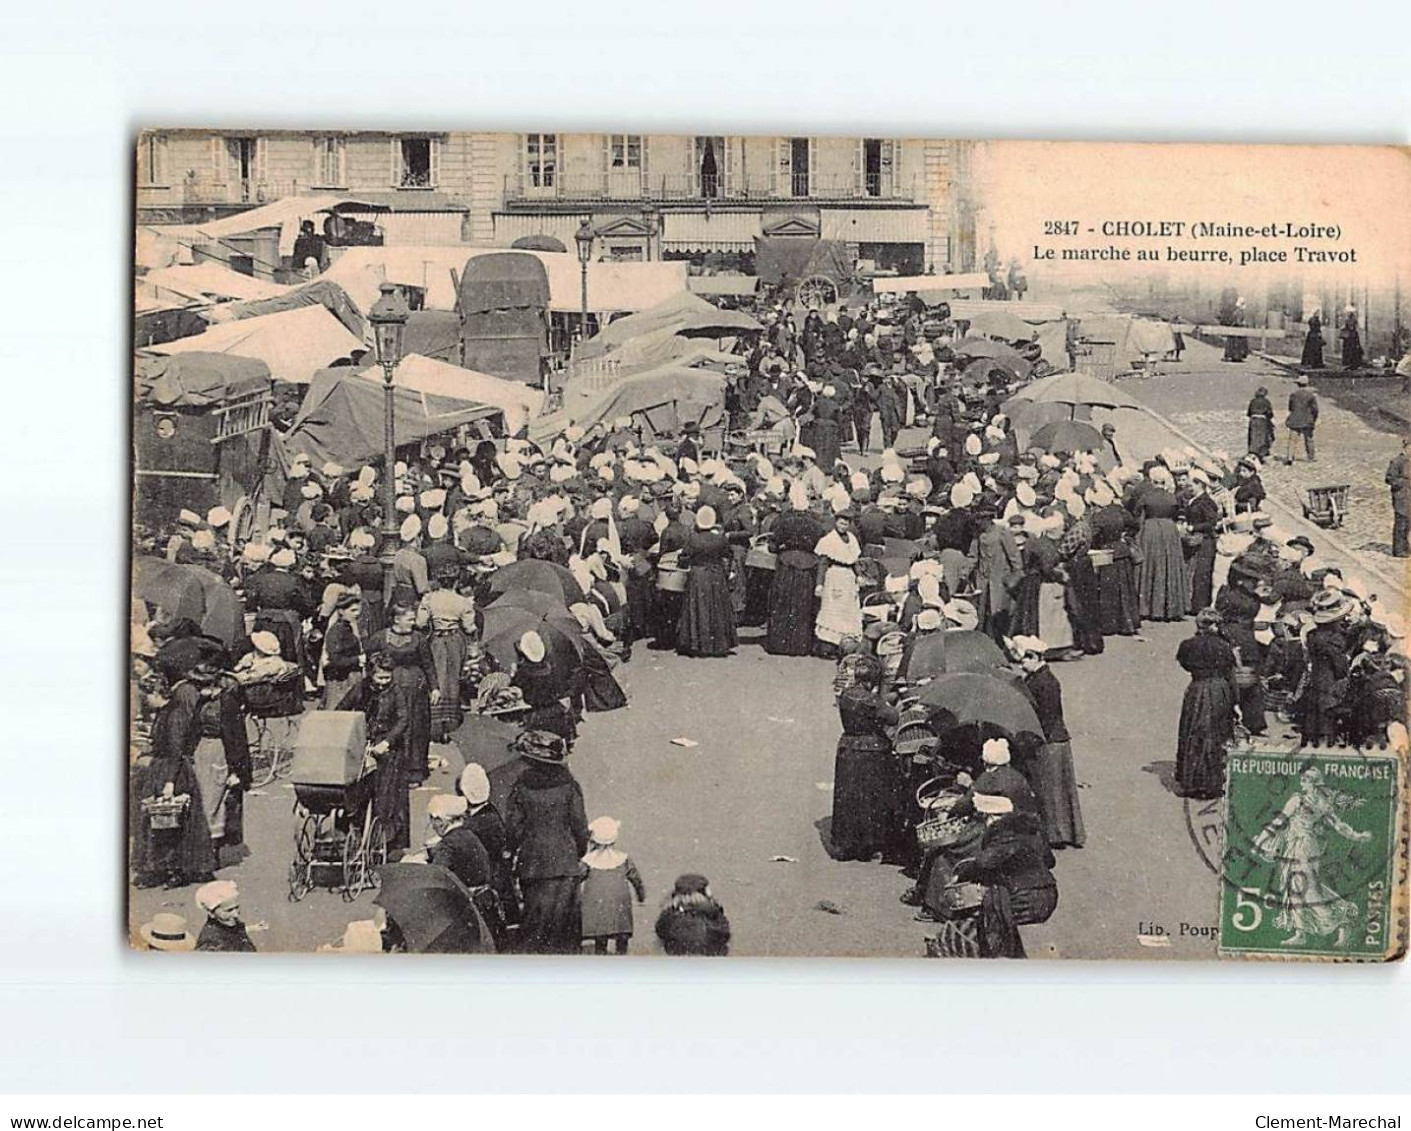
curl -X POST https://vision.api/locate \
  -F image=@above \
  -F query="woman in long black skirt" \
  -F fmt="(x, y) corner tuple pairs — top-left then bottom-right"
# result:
(1174, 608), (1237, 800)
(676, 507), (738, 658)
(765, 490), (824, 655)
(830, 656), (902, 861)
(506, 731), (589, 954)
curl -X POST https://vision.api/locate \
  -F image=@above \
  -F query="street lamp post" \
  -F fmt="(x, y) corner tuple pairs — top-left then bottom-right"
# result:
(368, 281), (409, 559)
(574, 218), (595, 343)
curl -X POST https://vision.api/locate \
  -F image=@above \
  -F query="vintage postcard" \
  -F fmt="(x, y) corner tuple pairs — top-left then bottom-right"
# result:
(129, 133), (1409, 960)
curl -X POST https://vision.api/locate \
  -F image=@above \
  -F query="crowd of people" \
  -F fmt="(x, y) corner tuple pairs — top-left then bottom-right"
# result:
(131, 287), (1408, 959)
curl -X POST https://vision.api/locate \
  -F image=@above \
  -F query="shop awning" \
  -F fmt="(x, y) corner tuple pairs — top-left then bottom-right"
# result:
(687, 275), (758, 296)
(660, 211), (762, 253)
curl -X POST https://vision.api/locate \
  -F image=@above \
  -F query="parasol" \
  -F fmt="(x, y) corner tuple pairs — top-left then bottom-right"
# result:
(133, 556), (246, 645)
(940, 630), (1008, 675)
(375, 863), (494, 954)
(964, 309), (1037, 342)
(916, 672), (1043, 740)
(1029, 419), (1106, 455)
(485, 559), (585, 605)
(453, 715), (526, 816)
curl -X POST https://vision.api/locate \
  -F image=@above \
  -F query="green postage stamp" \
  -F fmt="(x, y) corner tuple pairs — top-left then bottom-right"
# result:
(1218, 748), (1406, 960)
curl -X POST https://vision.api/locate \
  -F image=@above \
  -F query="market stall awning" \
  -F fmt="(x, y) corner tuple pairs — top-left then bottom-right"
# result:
(687, 275), (759, 296)
(144, 194), (383, 259)
(322, 246), (688, 316)
(142, 305), (367, 384)
(200, 278), (366, 339)
(872, 272), (992, 294)
(283, 355), (532, 468)
(141, 263), (292, 305)
(661, 211), (762, 253)
(542, 362), (726, 444)
(578, 291), (761, 360)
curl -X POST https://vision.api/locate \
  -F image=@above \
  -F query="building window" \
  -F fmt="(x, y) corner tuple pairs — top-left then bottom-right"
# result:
(398, 137), (433, 187)
(525, 133), (557, 188)
(695, 136), (724, 198)
(861, 138), (894, 197)
(610, 135), (642, 169)
(313, 136), (346, 187)
(140, 134), (168, 185)
(789, 137), (810, 197)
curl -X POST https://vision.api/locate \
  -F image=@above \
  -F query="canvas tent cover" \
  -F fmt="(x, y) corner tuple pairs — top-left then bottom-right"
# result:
(134, 352), (273, 407)
(143, 306), (367, 384)
(552, 363), (725, 442)
(284, 354), (544, 467)
(754, 238), (853, 292)
(579, 292), (761, 358)
(202, 279), (366, 339)
(1075, 314), (1176, 367)
(322, 247), (687, 316)
(141, 195), (384, 262)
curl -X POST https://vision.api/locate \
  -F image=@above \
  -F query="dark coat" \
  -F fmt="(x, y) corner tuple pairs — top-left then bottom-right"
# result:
(195, 919), (256, 952)
(429, 825), (494, 889)
(1023, 663), (1070, 744)
(506, 762), (588, 881)
(953, 811), (1057, 901)
(1286, 387), (1319, 431)
(654, 901), (731, 956)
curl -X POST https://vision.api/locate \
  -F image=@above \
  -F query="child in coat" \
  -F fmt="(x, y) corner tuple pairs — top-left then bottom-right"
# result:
(580, 817), (645, 954)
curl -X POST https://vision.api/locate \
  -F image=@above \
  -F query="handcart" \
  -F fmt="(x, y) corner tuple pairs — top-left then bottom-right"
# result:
(243, 670), (304, 786)
(287, 711), (387, 902)
(1302, 484), (1350, 529)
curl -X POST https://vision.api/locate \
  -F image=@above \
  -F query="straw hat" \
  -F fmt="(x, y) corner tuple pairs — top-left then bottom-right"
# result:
(139, 912), (196, 952)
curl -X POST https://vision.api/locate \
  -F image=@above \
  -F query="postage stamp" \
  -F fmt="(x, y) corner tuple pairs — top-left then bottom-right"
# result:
(1218, 748), (1405, 960)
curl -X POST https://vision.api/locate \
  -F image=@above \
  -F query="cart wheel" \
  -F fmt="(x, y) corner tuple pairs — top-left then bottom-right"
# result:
(797, 275), (838, 309)
(341, 827), (367, 901)
(364, 819), (388, 890)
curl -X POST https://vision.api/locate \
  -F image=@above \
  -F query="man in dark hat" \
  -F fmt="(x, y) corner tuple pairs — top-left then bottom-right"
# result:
(676, 421), (701, 466)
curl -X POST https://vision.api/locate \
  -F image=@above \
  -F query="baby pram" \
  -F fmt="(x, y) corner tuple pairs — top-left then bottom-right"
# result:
(287, 711), (387, 902)
(242, 669), (304, 786)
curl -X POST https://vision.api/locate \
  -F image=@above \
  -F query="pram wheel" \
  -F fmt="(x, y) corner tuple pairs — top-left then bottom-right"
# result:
(287, 813), (318, 901)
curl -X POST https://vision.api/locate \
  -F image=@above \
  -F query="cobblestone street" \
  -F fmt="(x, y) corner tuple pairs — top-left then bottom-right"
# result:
(1126, 341), (1407, 588)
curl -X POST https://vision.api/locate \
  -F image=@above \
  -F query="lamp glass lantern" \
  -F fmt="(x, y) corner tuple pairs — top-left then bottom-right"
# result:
(369, 281), (410, 374)
(574, 219), (595, 266)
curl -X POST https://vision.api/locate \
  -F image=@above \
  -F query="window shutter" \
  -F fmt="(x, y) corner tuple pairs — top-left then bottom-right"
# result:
(807, 137), (817, 196)
(429, 137), (441, 188)
(390, 137), (400, 187)
(310, 138), (321, 185)
(722, 136), (733, 196)
(338, 138), (347, 186)
(602, 134), (611, 195)
(855, 138), (864, 196)
(775, 138), (789, 195)
(211, 136), (223, 181)
(640, 135), (650, 194)
(254, 137), (268, 186)
(884, 138), (896, 197)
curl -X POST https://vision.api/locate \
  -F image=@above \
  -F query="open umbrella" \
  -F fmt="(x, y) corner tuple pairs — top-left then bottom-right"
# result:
(486, 588), (569, 616)
(941, 630), (1007, 675)
(1029, 419), (1106, 455)
(375, 863), (494, 954)
(952, 337), (1032, 378)
(133, 557), (246, 645)
(964, 309), (1037, 342)
(961, 357), (1023, 388)
(901, 632), (947, 682)
(916, 672), (1043, 740)
(485, 559), (584, 605)
(451, 715), (526, 817)
(480, 603), (584, 675)
(1010, 370), (1144, 418)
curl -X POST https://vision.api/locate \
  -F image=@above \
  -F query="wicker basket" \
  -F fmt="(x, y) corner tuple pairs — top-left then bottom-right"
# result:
(141, 794), (190, 830)
(893, 707), (936, 756)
